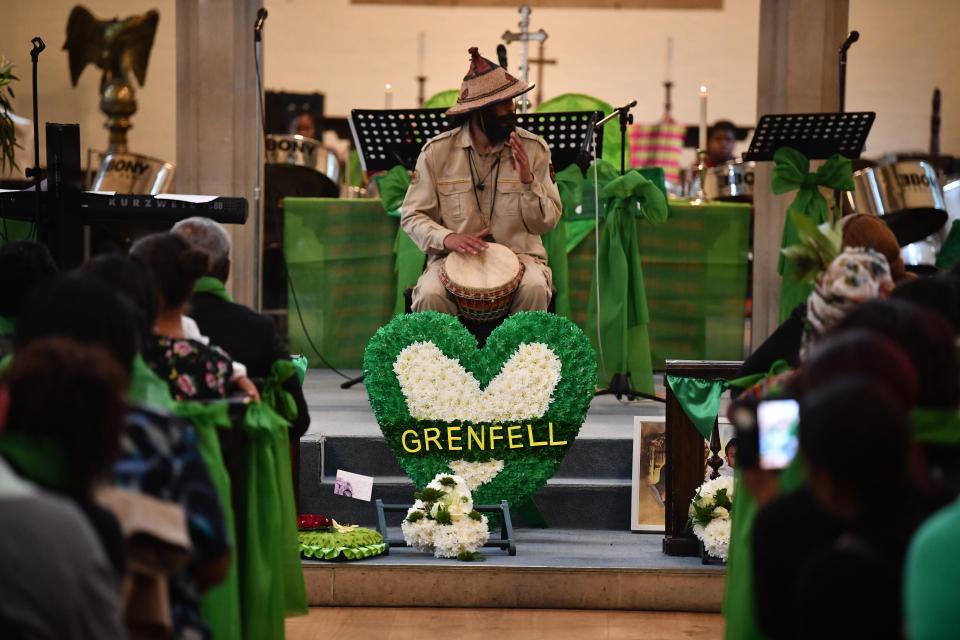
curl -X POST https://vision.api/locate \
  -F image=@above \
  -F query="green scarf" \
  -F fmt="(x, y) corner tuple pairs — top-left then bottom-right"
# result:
(0, 315), (15, 337)
(194, 276), (233, 303)
(0, 433), (70, 493)
(586, 169), (668, 393)
(771, 147), (854, 321)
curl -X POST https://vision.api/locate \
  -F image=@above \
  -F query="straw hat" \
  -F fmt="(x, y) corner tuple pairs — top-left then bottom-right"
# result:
(445, 47), (535, 116)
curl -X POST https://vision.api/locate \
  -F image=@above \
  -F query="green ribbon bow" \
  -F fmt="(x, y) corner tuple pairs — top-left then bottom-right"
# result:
(128, 353), (176, 411)
(728, 359), (793, 391)
(291, 354), (308, 386)
(375, 165), (412, 218)
(171, 400), (232, 431)
(194, 276), (233, 303)
(911, 408), (960, 445)
(262, 359), (299, 424)
(771, 147), (854, 321)
(587, 170), (668, 393)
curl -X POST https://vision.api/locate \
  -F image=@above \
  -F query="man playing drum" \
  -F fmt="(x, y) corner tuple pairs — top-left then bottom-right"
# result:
(401, 46), (562, 315)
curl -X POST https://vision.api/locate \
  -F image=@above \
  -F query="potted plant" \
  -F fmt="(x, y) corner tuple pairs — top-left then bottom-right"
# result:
(0, 57), (21, 174)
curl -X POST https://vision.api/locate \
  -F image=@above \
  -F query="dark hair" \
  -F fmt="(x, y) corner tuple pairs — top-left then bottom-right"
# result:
(891, 275), (960, 333)
(0, 241), (58, 316)
(446, 112), (471, 131)
(14, 275), (138, 375)
(1, 337), (126, 494)
(79, 254), (159, 346)
(129, 233), (209, 310)
(830, 299), (959, 409)
(800, 377), (910, 507)
(725, 438), (737, 455)
(708, 120), (737, 138)
(799, 329), (919, 410)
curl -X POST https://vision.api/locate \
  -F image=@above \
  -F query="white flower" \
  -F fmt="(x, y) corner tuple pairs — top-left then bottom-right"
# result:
(448, 460), (505, 490)
(701, 518), (731, 561)
(401, 472), (490, 559)
(712, 506), (730, 520)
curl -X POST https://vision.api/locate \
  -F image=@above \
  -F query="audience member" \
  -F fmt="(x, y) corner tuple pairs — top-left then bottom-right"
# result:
(890, 273), (960, 333)
(0, 339), (125, 640)
(131, 233), (256, 401)
(905, 493), (960, 639)
(172, 217), (310, 437)
(0, 240), (58, 357)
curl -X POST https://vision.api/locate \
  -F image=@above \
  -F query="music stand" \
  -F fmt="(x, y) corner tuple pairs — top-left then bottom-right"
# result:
(742, 111), (874, 161)
(349, 108), (604, 172)
(341, 108), (604, 389)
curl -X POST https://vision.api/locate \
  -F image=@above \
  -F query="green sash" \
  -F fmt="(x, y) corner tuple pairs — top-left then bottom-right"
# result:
(194, 276), (233, 303)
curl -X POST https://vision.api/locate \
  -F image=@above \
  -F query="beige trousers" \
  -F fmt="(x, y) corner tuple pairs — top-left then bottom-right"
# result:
(411, 254), (553, 315)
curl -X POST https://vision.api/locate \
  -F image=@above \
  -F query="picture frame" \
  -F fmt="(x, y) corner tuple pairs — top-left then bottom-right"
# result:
(631, 417), (667, 532)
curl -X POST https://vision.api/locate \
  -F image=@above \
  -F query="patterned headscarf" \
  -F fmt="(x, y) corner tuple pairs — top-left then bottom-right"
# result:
(801, 247), (895, 359)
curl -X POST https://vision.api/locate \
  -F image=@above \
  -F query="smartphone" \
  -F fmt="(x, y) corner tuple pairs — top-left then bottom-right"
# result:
(757, 399), (800, 470)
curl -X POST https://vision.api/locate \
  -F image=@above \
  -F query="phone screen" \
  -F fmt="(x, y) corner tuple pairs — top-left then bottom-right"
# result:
(757, 399), (800, 470)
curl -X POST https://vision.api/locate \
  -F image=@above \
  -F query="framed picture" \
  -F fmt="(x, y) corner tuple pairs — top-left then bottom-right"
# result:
(702, 418), (737, 480)
(631, 417), (667, 532)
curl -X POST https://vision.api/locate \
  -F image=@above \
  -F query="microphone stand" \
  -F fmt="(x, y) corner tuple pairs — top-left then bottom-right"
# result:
(26, 37), (45, 240)
(253, 9), (267, 311)
(596, 99), (636, 176)
(835, 30), (858, 219)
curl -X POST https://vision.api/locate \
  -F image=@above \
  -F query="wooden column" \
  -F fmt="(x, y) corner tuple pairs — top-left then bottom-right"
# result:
(176, 0), (261, 307)
(752, 0), (848, 346)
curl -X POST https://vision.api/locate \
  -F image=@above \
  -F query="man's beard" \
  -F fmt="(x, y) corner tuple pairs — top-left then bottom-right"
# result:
(479, 108), (516, 144)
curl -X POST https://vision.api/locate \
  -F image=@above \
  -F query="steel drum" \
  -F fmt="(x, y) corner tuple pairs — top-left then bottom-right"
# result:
(265, 134), (340, 187)
(703, 160), (755, 201)
(91, 152), (175, 195)
(846, 160), (947, 246)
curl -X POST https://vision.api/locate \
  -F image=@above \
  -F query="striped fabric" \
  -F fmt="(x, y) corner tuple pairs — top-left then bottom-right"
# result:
(628, 122), (686, 186)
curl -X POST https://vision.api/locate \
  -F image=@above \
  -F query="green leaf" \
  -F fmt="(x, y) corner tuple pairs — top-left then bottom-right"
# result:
(439, 476), (457, 487)
(405, 511), (424, 523)
(433, 506), (453, 525)
(415, 488), (445, 503)
(468, 510), (482, 521)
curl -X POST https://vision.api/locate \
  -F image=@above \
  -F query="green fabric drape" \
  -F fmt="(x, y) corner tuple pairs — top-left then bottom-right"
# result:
(292, 355), (308, 386)
(0, 434), (69, 492)
(238, 402), (308, 638)
(586, 170), (668, 393)
(771, 147), (854, 322)
(194, 276), (233, 302)
(937, 221), (960, 270)
(535, 94), (621, 166)
(0, 314), (14, 336)
(422, 89), (459, 109)
(374, 166), (424, 316)
(263, 359), (299, 423)
(911, 409), (960, 445)
(727, 359), (792, 392)
(666, 376), (728, 439)
(172, 401), (242, 640)
(547, 163), (586, 318)
(128, 353), (175, 411)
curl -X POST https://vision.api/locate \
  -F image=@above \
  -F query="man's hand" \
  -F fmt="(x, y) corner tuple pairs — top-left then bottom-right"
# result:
(443, 228), (489, 255)
(509, 132), (534, 184)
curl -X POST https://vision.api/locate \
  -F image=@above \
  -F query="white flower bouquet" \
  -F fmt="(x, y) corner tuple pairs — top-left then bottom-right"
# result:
(401, 473), (490, 561)
(688, 475), (734, 562)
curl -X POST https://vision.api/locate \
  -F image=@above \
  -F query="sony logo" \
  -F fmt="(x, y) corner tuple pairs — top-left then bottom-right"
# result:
(106, 159), (152, 176)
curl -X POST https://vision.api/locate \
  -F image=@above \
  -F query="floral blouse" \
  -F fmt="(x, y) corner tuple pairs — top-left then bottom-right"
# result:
(143, 335), (233, 401)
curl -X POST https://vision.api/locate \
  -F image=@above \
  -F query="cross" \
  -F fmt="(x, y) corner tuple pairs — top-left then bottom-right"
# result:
(502, 4), (547, 113)
(528, 41), (557, 109)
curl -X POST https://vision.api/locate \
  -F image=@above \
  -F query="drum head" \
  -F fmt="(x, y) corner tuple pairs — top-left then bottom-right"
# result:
(443, 243), (521, 292)
(882, 209), (948, 247)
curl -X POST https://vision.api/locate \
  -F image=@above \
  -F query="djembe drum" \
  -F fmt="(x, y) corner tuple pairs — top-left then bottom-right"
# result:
(439, 243), (525, 321)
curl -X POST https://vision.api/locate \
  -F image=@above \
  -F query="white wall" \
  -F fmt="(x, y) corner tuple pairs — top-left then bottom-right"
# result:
(2, 0), (176, 175)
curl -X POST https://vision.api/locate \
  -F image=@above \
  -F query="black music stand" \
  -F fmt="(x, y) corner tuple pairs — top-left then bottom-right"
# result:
(742, 111), (874, 161)
(340, 108), (604, 389)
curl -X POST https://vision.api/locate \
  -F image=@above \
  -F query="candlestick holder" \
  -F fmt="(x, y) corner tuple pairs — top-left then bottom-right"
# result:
(417, 75), (427, 107)
(691, 147), (709, 206)
(662, 81), (673, 122)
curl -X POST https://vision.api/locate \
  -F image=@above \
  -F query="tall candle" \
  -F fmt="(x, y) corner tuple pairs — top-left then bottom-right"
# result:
(666, 37), (674, 83)
(385, 83), (393, 109)
(699, 85), (708, 150)
(417, 32), (425, 77)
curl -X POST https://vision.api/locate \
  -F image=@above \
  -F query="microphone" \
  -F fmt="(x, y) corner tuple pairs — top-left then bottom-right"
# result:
(840, 30), (859, 54)
(496, 44), (508, 69)
(30, 36), (45, 60)
(254, 8), (268, 41)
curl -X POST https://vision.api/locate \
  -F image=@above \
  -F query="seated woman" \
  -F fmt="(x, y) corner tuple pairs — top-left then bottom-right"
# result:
(131, 233), (256, 401)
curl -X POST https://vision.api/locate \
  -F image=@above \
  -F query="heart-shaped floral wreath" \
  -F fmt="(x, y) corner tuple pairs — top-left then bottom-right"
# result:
(363, 311), (597, 508)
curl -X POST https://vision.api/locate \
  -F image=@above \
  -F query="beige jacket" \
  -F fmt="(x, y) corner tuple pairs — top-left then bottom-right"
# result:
(400, 124), (562, 262)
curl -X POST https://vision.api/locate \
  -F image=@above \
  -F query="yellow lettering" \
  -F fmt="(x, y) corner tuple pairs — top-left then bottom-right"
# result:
(527, 424), (548, 447)
(548, 422), (567, 446)
(402, 430), (422, 453)
(447, 426), (463, 451)
(468, 425), (485, 450)
(424, 427), (441, 451)
(508, 425), (523, 449)
(489, 425), (504, 449)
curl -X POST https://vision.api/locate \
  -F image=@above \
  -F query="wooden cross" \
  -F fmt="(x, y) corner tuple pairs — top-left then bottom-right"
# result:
(529, 41), (557, 109)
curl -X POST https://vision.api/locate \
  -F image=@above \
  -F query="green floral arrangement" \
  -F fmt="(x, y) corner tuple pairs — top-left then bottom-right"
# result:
(0, 58), (20, 173)
(402, 473), (489, 561)
(780, 209), (843, 284)
(363, 311), (597, 511)
(688, 476), (734, 562)
(296, 514), (387, 561)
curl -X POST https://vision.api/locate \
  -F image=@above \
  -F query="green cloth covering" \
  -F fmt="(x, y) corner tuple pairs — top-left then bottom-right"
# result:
(910, 408), (960, 445)
(666, 376), (728, 439)
(374, 165), (422, 316)
(347, 150), (364, 189)
(171, 401), (242, 640)
(0, 314), (14, 336)
(936, 220), (960, 270)
(905, 496), (960, 640)
(194, 276), (232, 302)
(374, 165), (411, 218)
(727, 359), (791, 391)
(292, 355), (308, 386)
(237, 402), (308, 638)
(0, 434), (69, 492)
(284, 198), (398, 368)
(263, 359), (299, 423)
(0, 220), (33, 244)
(422, 89), (458, 109)
(536, 94), (621, 167)
(586, 170), (668, 392)
(771, 147), (854, 322)
(548, 163), (586, 318)
(128, 353), (175, 411)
